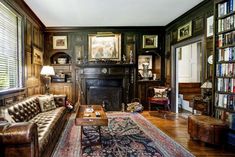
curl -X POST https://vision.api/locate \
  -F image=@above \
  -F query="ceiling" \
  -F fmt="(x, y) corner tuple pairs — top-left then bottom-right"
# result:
(24, 0), (204, 27)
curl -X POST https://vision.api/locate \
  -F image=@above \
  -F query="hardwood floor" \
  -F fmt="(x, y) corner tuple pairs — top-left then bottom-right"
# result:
(141, 111), (235, 157)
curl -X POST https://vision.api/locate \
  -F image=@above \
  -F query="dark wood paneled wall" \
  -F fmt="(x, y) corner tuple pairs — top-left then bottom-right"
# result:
(44, 27), (166, 103)
(0, 0), (45, 106)
(165, 0), (214, 85)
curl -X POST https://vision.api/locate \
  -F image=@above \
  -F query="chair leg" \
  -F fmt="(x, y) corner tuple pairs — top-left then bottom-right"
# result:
(148, 102), (151, 111)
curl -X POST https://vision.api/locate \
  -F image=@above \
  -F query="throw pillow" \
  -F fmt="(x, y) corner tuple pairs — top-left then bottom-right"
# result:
(154, 88), (168, 98)
(37, 95), (56, 112)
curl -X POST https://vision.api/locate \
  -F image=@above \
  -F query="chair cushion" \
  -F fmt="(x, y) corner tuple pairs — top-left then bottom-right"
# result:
(154, 88), (168, 98)
(37, 95), (56, 112)
(149, 97), (169, 105)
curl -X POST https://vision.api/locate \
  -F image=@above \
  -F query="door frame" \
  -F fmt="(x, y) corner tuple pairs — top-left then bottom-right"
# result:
(170, 35), (205, 113)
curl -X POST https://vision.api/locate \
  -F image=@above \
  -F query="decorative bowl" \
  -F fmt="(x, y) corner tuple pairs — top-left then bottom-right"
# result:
(57, 58), (67, 64)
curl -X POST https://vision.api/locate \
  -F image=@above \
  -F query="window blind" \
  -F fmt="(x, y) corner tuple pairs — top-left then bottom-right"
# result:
(0, 2), (22, 91)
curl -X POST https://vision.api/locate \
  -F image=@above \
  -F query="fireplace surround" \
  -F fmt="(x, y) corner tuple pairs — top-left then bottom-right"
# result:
(76, 64), (135, 111)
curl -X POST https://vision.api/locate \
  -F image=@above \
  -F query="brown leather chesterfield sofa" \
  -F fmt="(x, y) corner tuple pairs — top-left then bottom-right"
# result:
(0, 95), (68, 157)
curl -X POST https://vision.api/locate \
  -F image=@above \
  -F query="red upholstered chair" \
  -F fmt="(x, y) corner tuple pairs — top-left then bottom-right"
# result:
(148, 86), (171, 111)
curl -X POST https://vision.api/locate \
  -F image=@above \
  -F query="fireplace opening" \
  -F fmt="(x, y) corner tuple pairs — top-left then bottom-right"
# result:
(86, 79), (122, 111)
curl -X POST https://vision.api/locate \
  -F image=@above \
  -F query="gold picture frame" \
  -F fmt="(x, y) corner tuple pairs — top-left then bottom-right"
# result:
(142, 35), (158, 48)
(177, 21), (192, 41)
(88, 33), (121, 61)
(53, 36), (67, 49)
(32, 47), (43, 65)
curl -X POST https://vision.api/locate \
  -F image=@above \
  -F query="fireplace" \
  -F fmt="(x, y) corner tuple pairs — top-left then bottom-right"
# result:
(86, 79), (122, 111)
(76, 65), (135, 111)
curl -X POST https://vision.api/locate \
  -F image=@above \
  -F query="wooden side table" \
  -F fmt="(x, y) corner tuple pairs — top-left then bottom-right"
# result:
(188, 115), (228, 145)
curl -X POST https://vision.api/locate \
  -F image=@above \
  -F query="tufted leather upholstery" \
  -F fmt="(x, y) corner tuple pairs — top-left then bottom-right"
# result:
(8, 97), (41, 122)
(0, 95), (68, 157)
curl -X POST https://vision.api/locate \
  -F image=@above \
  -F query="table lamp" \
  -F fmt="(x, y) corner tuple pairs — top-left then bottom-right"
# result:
(40, 66), (55, 94)
(201, 80), (212, 100)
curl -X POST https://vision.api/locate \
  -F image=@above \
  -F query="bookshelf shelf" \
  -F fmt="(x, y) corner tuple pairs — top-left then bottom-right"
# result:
(217, 28), (235, 35)
(216, 91), (235, 94)
(216, 106), (235, 113)
(214, 0), (235, 136)
(217, 44), (235, 49)
(216, 76), (235, 78)
(217, 11), (235, 19)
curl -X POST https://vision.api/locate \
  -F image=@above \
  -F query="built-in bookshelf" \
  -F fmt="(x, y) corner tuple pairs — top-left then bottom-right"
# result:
(215, 0), (235, 146)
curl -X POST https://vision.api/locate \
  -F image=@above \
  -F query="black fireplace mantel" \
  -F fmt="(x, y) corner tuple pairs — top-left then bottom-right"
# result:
(76, 64), (136, 111)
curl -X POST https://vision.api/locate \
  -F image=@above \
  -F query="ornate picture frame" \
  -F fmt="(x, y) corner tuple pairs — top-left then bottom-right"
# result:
(142, 35), (158, 48)
(32, 47), (43, 65)
(53, 36), (67, 49)
(88, 33), (121, 61)
(177, 21), (192, 41)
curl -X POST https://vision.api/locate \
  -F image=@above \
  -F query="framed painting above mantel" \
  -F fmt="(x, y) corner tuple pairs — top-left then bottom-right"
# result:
(88, 33), (121, 61)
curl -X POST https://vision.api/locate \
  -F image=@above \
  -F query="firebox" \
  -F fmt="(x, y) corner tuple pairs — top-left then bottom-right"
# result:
(86, 79), (122, 111)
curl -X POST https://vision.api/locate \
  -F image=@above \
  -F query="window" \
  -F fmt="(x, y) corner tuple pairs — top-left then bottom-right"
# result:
(0, 2), (22, 92)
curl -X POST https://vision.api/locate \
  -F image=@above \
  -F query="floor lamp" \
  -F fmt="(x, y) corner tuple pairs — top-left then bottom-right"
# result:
(40, 66), (55, 94)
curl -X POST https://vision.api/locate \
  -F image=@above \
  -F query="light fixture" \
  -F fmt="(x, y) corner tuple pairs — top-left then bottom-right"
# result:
(40, 66), (55, 94)
(201, 80), (212, 100)
(201, 80), (212, 89)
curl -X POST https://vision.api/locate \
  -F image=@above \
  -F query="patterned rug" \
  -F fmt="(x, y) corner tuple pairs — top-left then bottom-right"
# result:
(52, 112), (194, 157)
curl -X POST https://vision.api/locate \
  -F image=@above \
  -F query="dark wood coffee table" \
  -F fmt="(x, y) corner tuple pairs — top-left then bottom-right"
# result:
(75, 105), (108, 146)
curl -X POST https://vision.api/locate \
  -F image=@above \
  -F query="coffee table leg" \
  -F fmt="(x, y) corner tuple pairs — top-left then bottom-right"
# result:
(98, 126), (101, 144)
(81, 126), (83, 146)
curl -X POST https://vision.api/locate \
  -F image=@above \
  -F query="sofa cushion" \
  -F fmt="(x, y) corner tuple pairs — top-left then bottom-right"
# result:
(37, 95), (56, 112)
(29, 106), (67, 153)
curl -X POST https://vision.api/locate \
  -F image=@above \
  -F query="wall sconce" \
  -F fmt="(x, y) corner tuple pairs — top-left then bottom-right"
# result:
(40, 66), (55, 94)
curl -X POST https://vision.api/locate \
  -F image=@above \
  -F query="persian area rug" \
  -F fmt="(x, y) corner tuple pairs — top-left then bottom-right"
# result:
(52, 112), (194, 157)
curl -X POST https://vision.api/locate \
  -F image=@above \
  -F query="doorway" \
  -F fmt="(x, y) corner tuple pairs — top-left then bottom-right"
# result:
(171, 36), (204, 113)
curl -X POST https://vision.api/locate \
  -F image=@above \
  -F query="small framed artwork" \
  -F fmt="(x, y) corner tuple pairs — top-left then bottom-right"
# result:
(138, 55), (152, 69)
(177, 21), (192, 41)
(142, 35), (158, 48)
(32, 47), (43, 65)
(53, 36), (67, 49)
(206, 15), (214, 37)
(88, 33), (121, 61)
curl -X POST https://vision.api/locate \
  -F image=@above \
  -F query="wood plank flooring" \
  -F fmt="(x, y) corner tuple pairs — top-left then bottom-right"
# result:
(141, 111), (235, 157)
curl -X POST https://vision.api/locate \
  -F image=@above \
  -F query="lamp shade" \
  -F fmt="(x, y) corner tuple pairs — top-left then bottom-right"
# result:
(40, 66), (55, 76)
(201, 81), (212, 89)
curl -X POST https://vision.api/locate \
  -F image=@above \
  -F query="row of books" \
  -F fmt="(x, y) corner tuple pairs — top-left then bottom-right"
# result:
(218, 31), (235, 47)
(218, 46), (235, 61)
(216, 93), (235, 110)
(216, 63), (235, 77)
(217, 78), (235, 92)
(218, 0), (235, 17)
(218, 15), (235, 32)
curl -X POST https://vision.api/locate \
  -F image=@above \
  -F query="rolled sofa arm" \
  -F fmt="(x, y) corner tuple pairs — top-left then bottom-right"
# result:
(0, 122), (39, 157)
(0, 122), (38, 144)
